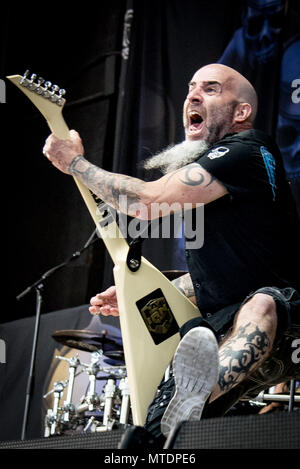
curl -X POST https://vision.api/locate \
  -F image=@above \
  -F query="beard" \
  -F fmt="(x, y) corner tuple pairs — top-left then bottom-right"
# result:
(143, 101), (238, 175)
(143, 139), (210, 174)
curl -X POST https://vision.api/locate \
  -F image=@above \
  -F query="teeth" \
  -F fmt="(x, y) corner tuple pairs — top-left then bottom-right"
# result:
(189, 111), (203, 124)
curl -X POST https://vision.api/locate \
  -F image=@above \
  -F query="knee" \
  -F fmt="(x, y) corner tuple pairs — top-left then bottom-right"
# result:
(236, 293), (277, 327)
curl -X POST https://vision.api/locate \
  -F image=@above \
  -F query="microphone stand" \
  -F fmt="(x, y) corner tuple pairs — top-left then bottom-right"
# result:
(16, 229), (99, 440)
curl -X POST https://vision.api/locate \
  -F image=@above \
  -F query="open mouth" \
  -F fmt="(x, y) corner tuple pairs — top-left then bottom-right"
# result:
(189, 111), (204, 132)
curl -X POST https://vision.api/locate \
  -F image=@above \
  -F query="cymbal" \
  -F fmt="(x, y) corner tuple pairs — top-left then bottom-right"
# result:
(162, 270), (187, 281)
(52, 328), (123, 354)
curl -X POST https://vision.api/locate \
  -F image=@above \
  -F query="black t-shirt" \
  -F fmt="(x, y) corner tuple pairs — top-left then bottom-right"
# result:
(185, 129), (300, 316)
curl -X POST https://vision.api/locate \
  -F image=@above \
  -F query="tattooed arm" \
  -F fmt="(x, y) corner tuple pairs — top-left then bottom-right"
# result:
(43, 130), (227, 219)
(172, 272), (197, 305)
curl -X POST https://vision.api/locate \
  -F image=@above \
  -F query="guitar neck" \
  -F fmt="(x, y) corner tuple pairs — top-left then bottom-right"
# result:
(50, 117), (129, 265)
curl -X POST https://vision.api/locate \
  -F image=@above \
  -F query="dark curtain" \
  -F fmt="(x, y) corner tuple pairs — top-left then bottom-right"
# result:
(2, 0), (298, 326)
(3, 2), (126, 323)
(2, 0), (242, 324)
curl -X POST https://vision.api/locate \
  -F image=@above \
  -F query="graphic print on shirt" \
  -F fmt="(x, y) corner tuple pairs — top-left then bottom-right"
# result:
(206, 146), (230, 159)
(260, 146), (277, 200)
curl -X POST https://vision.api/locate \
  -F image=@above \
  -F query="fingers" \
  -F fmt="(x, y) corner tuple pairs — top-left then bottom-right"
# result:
(100, 285), (117, 298)
(89, 286), (119, 316)
(42, 130), (83, 157)
(69, 129), (81, 142)
(89, 305), (119, 317)
(90, 287), (117, 305)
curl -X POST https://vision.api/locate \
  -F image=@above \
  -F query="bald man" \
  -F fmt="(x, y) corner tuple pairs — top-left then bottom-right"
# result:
(43, 64), (300, 441)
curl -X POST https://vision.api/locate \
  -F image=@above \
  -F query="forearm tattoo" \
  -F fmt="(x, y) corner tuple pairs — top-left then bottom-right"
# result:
(173, 273), (196, 301)
(217, 322), (270, 392)
(69, 155), (146, 212)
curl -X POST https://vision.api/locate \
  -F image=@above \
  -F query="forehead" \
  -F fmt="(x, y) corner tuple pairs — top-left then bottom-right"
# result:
(191, 67), (228, 84)
(189, 67), (238, 94)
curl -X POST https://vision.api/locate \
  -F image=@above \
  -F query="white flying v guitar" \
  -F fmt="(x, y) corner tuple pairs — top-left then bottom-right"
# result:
(7, 71), (201, 426)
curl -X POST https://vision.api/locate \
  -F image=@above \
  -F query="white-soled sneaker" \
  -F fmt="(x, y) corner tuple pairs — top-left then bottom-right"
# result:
(161, 326), (219, 437)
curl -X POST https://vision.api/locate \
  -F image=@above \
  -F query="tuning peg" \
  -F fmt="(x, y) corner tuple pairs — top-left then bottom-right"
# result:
(20, 70), (30, 86)
(51, 84), (59, 94)
(57, 88), (66, 106)
(34, 77), (45, 94)
(48, 84), (59, 101)
(27, 73), (37, 89)
(42, 80), (52, 97)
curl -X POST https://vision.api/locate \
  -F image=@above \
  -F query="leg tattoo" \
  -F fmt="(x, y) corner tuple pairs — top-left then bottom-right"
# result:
(217, 322), (270, 392)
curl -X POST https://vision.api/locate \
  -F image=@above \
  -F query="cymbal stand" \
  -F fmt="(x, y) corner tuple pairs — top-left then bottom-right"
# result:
(81, 351), (102, 411)
(103, 378), (117, 427)
(43, 380), (67, 436)
(56, 354), (80, 422)
(119, 377), (130, 424)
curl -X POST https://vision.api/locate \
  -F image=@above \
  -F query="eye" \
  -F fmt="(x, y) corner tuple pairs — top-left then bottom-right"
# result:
(205, 85), (220, 94)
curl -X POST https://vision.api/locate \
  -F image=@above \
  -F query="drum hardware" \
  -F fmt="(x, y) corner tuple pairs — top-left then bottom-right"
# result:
(43, 380), (67, 437)
(43, 350), (131, 437)
(55, 354), (81, 422)
(119, 377), (130, 425)
(102, 378), (117, 428)
(249, 390), (300, 407)
(44, 355), (84, 436)
(83, 416), (96, 432)
(80, 351), (103, 411)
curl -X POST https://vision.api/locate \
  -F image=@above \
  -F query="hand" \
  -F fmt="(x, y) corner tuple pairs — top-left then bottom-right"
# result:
(89, 286), (120, 317)
(43, 129), (84, 174)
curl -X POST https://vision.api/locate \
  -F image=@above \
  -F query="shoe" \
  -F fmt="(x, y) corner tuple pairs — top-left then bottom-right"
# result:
(160, 326), (219, 437)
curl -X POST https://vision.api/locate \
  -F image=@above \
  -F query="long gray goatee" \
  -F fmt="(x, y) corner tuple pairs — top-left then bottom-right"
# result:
(143, 139), (210, 174)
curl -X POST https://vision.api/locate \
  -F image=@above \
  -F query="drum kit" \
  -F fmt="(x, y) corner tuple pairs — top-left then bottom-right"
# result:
(42, 271), (185, 437)
(43, 322), (131, 437)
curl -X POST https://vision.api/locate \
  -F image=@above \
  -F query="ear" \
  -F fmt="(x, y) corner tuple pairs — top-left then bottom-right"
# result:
(234, 102), (252, 122)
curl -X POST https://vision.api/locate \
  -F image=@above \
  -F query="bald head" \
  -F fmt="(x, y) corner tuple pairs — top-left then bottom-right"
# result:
(184, 64), (258, 142)
(197, 64), (258, 122)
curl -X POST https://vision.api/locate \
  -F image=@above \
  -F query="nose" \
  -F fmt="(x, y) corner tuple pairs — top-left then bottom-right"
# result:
(187, 86), (203, 104)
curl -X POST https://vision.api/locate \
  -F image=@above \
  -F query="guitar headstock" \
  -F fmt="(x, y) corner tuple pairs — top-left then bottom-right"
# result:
(7, 70), (66, 117)
(7, 70), (69, 138)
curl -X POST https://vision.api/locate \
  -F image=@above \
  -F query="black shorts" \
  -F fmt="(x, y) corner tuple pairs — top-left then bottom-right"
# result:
(180, 286), (300, 343)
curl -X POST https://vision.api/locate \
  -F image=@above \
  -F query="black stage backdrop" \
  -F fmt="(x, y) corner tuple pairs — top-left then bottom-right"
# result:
(2, 0), (244, 324)
(0, 0), (299, 442)
(2, 2), (299, 325)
